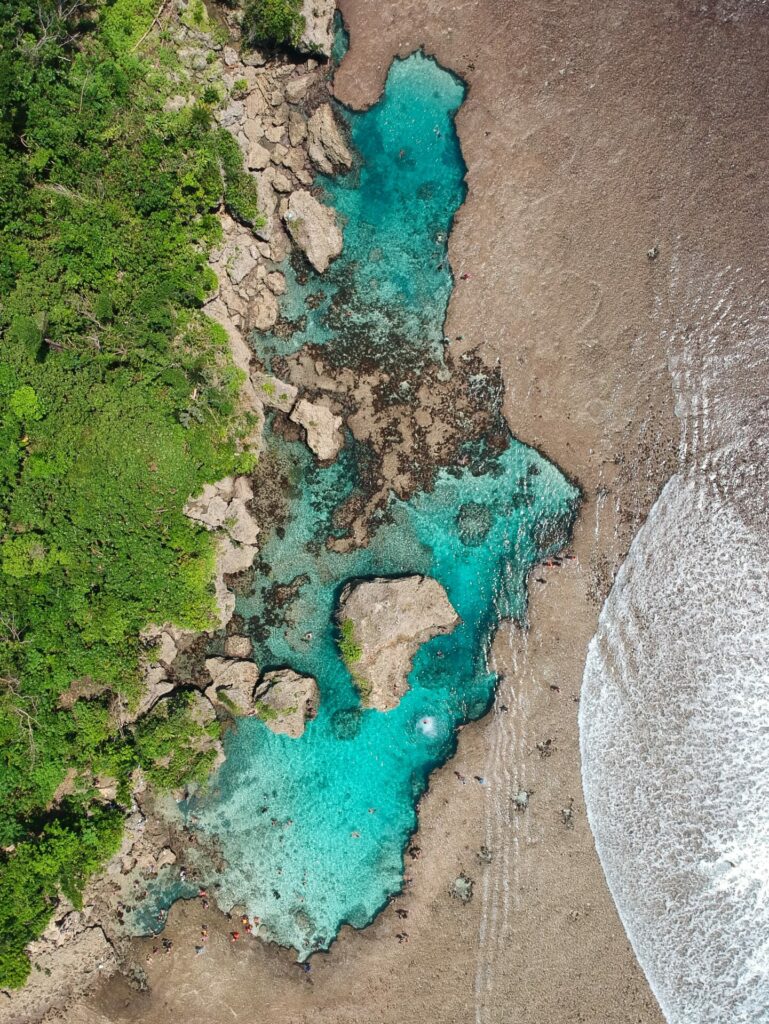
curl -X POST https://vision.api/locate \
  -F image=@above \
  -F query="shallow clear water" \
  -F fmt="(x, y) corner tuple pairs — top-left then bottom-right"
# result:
(147, 53), (579, 958)
(258, 51), (467, 367)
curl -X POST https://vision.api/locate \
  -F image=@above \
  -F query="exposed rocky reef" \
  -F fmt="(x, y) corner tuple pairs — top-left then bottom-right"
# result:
(284, 189), (343, 272)
(254, 667), (320, 737)
(337, 575), (459, 710)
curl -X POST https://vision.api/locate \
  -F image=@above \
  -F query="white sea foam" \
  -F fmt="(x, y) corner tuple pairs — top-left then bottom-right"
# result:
(580, 261), (769, 1023)
(416, 715), (439, 739)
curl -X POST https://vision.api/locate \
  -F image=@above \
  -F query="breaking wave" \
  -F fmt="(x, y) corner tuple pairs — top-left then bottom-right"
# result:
(580, 262), (769, 1023)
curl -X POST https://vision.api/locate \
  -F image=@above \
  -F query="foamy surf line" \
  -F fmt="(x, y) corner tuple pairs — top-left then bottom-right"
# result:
(580, 473), (769, 1023)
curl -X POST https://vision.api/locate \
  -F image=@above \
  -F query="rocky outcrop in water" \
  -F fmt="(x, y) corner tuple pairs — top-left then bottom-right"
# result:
(290, 396), (344, 460)
(204, 656), (260, 715)
(254, 667), (320, 738)
(337, 575), (460, 711)
(307, 103), (353, 174)
(284, 189), (343, 272)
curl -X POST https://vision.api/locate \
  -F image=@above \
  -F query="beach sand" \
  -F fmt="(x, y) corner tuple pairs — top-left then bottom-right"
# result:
(37, 2), (769, 1022)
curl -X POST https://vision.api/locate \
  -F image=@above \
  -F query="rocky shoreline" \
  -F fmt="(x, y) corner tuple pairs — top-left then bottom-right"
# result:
(0, 4), (351, 1019)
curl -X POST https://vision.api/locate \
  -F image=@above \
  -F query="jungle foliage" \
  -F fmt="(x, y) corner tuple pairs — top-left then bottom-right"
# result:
(242, 0), (305, 50)
(0, 0), (260, 987)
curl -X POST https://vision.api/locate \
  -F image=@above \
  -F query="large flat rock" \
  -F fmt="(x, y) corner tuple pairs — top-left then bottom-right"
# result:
(337, 575), (459, 711)
(283, 189), (342, 273)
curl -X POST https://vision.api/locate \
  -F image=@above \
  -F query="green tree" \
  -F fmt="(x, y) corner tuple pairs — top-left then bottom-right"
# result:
(242, 0), (306, 49)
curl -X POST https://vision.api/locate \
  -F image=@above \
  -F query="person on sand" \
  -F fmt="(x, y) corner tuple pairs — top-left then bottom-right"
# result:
(230, 931), (240, 941)
(195, 945), (206, 956)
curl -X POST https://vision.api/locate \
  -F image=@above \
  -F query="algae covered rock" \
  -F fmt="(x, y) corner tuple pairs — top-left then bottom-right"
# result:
(337, 575), (460, 711)
(254, 667), (319, 738)
(283, 189), (342, 272)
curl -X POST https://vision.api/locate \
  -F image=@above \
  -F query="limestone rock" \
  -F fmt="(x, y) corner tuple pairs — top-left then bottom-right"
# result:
(283, 189), (343, 272)
(214, 572), (236, 627)
(226, 241), (259, 285)
(286, 75), (313, 104)
(297, 0), (336, 57)
(205, 657), (259, 714)
(184, 483), (229, 529)
(249, 286), (279, 331)
(224, 497), (259, 546)
(307, 103), (353, 175)
(241, 48), (266, 67)
(233, 476), (254, 503)
(266, 270), (287, 295)
(225, 634), (253, 659)
(254, 668), (319, 738)
(290, 397), (343, 460)
(187, 689), (217, 730)
(247, 141), (271, 170)
(132, 665), (175, 721)
(337, 575), (460, 711)
(252, 372), (298, 413)
(156, 846), (177, 869)
(288, 110), (308, 147)
(204, 297), (253, 373)
(281, 146), (307, 174)
(265, 123), (286, 144)
(94, 776), (118, 802)
(272, 169), (293, 193)
(219, 536), (257, 575)
(217, 100), (244, 128)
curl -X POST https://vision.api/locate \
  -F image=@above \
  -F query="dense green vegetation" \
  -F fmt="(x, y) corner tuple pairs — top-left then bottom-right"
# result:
(337, 618), (361, 665)
(0, 0), (261, 987)
(242, 0), (305, 49)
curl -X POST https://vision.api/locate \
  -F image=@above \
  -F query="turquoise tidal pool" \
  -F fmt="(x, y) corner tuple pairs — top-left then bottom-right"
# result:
(145, 52), (579, 958)
(258, 50), (468, 367)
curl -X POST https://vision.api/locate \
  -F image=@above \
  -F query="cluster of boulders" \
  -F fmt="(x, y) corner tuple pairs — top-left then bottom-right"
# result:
(204, 649), (319, 740)
(132, 8), (352, 739)
(337, 575), (460, 711)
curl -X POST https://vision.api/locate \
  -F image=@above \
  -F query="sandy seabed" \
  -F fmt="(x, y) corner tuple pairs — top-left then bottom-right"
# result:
(26, 1), (769, 1022)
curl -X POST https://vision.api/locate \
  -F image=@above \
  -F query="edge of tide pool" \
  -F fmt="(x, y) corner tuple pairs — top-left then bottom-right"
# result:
(130, 48), (581, 967)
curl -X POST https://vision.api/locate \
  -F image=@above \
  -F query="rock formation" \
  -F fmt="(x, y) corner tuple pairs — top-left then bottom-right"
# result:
(290, 397), (344, 460)
(254, 667), (320, 738)
(337, 575), (460, 711)
(204, 656), (260, 715)
(307, 102), (353, 173)
(284, 189), (343, 272)
(252, 371), (299, 413)
(298, 0), (336, 57)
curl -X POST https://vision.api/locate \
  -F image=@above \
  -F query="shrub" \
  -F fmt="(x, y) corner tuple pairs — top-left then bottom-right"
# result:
(242, 0), (306, 50)
(338, 618), (362, 665)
